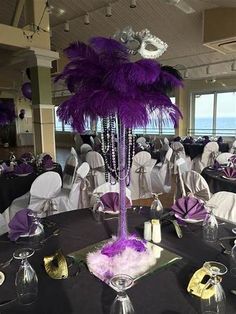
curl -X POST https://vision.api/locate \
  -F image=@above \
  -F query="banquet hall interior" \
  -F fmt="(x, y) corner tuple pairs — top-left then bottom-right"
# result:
(0, 1), (236, 314)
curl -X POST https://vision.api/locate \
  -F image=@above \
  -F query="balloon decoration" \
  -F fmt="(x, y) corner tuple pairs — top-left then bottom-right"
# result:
(21, 82), (32, 101)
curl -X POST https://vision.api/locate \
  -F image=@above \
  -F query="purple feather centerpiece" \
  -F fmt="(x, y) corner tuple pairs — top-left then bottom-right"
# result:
(56, 30), (183, 280)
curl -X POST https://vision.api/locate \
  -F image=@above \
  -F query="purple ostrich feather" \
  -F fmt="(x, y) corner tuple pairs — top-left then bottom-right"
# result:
(55, 36), (183, 131)
(0, 99), (16, 126)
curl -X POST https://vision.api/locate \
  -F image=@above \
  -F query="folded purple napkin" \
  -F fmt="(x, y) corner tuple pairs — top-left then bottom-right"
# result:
(8, 208), (36, 241)
(217, 136), (223, 144)
(0, 162), (11, 173)
(43, 159), (54, 169)
(14, 163), (33, 175)
(213, 160), (221, 170)
(229, 155), (236, 165)
(223, 167), (236, 178)
(171, 196), (207, 222)
(183, 137), (193, 144)
(20, 152), (34, 162)
(173, 136), (181, 142)
(100, 192), (131, 213)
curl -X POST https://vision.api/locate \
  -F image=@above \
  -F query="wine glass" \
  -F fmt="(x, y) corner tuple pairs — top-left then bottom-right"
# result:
(201, 261), (227, 314)
(92, 193), (104, 223)
(110, 274), (134, 314)
(202, 205), (218, 242)
(28, 211), (44, 249)
(13, 248), (38, 305)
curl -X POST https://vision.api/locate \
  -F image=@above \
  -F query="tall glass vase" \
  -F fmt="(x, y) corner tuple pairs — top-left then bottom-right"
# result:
(117, 119), (128, 240)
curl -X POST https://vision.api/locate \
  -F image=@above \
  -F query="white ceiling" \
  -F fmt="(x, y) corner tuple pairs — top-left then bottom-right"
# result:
(1, 0), (236, 80)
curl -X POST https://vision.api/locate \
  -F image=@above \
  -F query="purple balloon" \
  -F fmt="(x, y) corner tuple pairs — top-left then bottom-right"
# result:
(21, 82), (32, 100)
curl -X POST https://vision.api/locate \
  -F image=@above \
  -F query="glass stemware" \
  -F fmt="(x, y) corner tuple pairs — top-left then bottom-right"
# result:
(202, 206), (218, 242)
(150, 193), (163, 219)
(13, 248), (38, 305)
(201, 261), (227, 314)
(28, 211), (45, 249)
(92, 193), (104, 223)
(110, 274), (134, 314)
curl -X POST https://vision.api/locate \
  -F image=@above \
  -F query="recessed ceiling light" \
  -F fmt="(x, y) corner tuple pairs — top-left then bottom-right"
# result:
(84, 13), (90, 25)
(58, 8), (65, 15)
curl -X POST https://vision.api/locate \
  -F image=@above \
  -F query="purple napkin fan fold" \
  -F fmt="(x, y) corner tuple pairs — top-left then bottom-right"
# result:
(20, 152), (35, 163)
(8, 208), (36, 241)
(100, 192), (131, 213)
(171, 196), (207, 223)
(223, 167), (236, 178)
(14, 163), (33, 175)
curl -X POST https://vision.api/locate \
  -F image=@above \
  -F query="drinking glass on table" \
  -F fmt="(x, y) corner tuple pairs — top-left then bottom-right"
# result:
(202, 205), (218, 242)
(13, 248), (38, 305)
(201, 261), (227, 314)
(92, 193), (104, 223)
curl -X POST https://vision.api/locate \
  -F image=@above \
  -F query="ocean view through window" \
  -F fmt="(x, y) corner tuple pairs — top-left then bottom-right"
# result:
(191, 91), (236, 136)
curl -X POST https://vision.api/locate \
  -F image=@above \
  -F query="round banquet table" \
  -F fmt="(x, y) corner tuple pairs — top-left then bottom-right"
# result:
(0, 208), (236, 313)
(183, 142), (229, 159)
(0, 163), (62, 214)
(201, 167), (236, 194)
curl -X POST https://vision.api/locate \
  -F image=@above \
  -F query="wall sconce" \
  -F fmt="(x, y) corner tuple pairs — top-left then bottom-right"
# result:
(64, 21), (70, 32)
(184, 69), (189, 79)
(106, 3), (112, 17)
(84, 12), (90, 25)
(130, 0), (137, 8)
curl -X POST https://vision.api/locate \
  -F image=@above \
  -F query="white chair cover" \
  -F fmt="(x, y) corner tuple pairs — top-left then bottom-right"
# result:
(229, 140), (236, 154)
(4, 193), (30, 224)
(130, 151), (156, 200)
(151, 147), (173, 194)
(216, 152), (234, 165)
(136, 137), (146, 144)
(163, 137), (169, 145)
(206, 192), (236, 223)
(86, 151), (106, 190)
(171, 142), (192, 174)
(192, 142), (219, 173)
(0, 214), (8, 235)
(53, 162), (90, 211)
(74, 133), (83, 153)
(90, 136), (95, 147)
(80, 144), (93, 154)
(180, 170), (211, 202)
(63, 147), (79, 189)
(29, 172), (62, 217)
(91, 182), (132, 207)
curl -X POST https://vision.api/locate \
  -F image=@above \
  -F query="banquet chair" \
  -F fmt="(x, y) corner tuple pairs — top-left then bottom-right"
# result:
(74, 133), (83, 154)
(53, 162), (90, 212)
(129, 151), (156, 200)
(90, 136), (95, 148)
(93, 136), (102, 151)
(153, 136), (163, 151)
(229, 140), (236, 154)
(80, 143), (93, 162)
(91, 182), (132, 209)
(151, 147), (173, 194)
(0, 214), (8, 236)
(192, 142), (219, 173)
(7, 172), (62, 221)
(170, 142), (192, 174)
(86, 151), (106, 191)
(176, 169), (211, 202)
(63, 147), (79, 189)
(216, 152), (234, 165)
(206, 192), (236, 223)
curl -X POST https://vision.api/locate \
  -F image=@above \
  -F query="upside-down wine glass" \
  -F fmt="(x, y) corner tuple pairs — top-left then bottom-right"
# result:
(28, 211), (44, 249)
(13, 248), (38, 305)
(110, 274), (134, 314)
(201, 261), (227, 314)
(202, 205), (218, 242)
(92, 192), (105, 223)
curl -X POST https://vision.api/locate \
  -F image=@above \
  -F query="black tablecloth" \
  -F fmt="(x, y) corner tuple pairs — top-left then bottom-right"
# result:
(201, 167), (236, 193)
(183, 143), (229, 159)
(0, 208), (236, 313)
(0, 164), (62, 214)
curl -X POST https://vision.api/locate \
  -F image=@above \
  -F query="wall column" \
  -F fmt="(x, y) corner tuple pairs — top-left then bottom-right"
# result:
(31, 66), (56, 159)
(175, 87), (189, 137)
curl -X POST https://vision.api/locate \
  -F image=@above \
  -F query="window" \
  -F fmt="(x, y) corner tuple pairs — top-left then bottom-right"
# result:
(191, 91), (236, 136)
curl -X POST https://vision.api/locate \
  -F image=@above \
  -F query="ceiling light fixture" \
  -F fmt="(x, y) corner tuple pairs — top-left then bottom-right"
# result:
(84, 12), (90, 25)
(106, 3), (112, 17)
(231, 61), (236, 71)
(58, 8), (65, 15)
(64, 21), (70, 32)
(130, 0), (137, 8)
